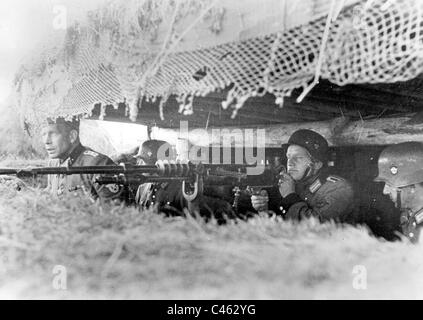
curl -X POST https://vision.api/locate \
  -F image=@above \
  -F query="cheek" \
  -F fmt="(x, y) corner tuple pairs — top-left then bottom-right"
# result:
(402, 190), (415, 204)
(290, 166), (306, 180)
(296, 163), (307, 174)
(56, 135), (69, 147)
(50, 135), (60, 147)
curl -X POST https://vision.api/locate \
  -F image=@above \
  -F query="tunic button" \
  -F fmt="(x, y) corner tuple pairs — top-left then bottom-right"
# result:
(167, 202), (170, 205)
(409, 233), (414, 238)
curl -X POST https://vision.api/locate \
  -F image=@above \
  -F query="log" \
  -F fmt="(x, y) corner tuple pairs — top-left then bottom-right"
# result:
(151, 114), (423, 148)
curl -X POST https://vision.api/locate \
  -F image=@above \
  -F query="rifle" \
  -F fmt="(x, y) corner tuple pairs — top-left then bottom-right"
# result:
(93, 161), (285, 211)
(0, 161), (284, 211)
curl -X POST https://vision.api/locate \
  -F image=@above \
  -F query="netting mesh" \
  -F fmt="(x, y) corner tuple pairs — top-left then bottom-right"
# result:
(14, 0), (423, 127)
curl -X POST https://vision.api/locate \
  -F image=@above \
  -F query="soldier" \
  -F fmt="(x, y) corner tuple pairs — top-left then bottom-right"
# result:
(134, 139), (236, 221)
(134, 139), (186, 215)
(251, 129), (355, 222)
(42, 117), (122, 200)
(374, 142), (423, 243)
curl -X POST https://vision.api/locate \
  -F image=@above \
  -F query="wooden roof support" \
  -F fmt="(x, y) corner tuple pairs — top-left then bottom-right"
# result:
(341, 86), (412, 112)
(307, 92), (412, 114)
(152, 113), (423, 148)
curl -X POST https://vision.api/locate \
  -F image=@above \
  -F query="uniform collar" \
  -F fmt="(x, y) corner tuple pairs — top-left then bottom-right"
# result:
(297, 169), (326, 194)
(61, 143), (85, 166)
(308, 178), (322, 194)
(413, 207), (423, 225)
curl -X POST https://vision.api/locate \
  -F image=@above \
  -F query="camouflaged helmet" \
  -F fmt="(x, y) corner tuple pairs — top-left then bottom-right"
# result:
(46, 117), (80, 132)
(374, 142), (423, 188)
(283, 129), (329, 163)
(136, 140), (172, 164)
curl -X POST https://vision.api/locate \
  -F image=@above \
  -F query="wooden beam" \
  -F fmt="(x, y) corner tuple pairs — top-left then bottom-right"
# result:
(307, 91), (412, 113)
(357, 82), (423, 104)
(202, 94), (338, 120)
(153, 114), (423, 148)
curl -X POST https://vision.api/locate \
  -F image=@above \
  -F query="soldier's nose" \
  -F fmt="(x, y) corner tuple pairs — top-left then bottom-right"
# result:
(382, 185), (389, 195)
(382, 185), (394, 196)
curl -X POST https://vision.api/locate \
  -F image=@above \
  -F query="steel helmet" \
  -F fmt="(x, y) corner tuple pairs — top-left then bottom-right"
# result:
(283, 129), (329, 163)
(374, 142), (423, 188)
(136, 140), (172, 164)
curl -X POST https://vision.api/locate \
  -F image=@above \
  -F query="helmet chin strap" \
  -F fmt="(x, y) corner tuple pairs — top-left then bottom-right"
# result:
(299, 163), (315, 183)
(396, 188), (402, 209)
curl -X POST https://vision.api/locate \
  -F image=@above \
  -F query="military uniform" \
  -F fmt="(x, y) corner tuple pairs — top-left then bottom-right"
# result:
(132, 139), (236, 221)
(132, 139), (185, 215)
(400, 208), (423, 243)
(135, 180), (236, 221)
(260, 129), (356, 223)
(375, 141), (423, 242)
(135, 180), (186, 216)
(268, 172), (355, 222)
(47, 143), (122, 200)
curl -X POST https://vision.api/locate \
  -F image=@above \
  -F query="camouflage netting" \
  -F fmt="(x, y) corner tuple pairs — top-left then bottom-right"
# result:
(13, 0), (423, 127)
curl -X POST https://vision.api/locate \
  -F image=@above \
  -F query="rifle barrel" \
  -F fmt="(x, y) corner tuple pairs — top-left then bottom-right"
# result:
(0, 165), (159, 177)
(0, 168), (21, 175)
(0, 162), (266, 179)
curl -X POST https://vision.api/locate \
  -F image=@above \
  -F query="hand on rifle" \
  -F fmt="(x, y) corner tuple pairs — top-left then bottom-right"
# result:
(251, 189), (269, 212)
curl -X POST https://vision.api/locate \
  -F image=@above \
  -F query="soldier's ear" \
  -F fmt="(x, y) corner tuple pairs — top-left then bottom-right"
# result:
(69, 129), (79, 144)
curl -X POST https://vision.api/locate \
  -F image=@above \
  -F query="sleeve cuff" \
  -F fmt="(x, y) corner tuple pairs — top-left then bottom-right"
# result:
(280, 193), (302, 211)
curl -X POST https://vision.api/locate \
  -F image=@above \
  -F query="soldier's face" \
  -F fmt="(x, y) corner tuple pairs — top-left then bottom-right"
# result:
(41, 124), (72, 159)
(383, 183), (423, 210)
(286, 145), (313, 181)
(385, 183), (423, 210)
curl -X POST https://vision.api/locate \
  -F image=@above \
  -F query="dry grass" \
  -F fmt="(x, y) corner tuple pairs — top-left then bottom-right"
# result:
(0, 102), (45, 159)
(0, 182), (422, 300)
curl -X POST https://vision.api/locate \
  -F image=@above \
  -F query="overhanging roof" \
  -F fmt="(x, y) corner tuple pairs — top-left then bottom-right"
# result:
(91, 74), (423, 128)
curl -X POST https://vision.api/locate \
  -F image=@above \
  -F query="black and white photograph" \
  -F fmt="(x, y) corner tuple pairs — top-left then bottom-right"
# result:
(0, 0), (422, 302)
